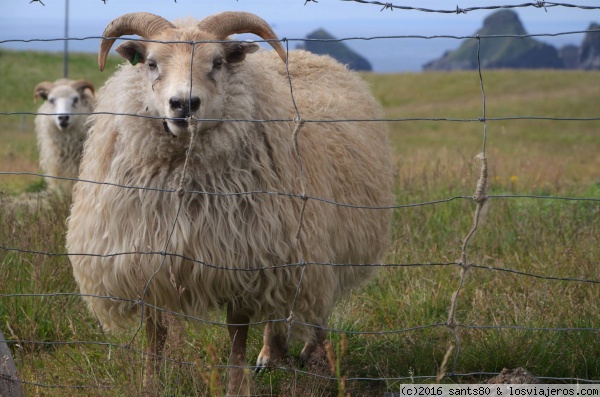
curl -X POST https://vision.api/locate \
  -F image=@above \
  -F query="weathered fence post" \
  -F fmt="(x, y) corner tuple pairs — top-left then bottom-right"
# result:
(0, 328), (24, 397)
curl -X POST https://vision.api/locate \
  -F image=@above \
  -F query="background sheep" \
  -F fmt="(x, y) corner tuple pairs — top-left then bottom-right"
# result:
(33, 78), (95, 193)
(66, 11), (394, 395)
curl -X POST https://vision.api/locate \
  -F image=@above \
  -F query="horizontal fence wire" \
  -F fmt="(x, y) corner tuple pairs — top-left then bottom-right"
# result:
(2, 246), (600, 282)
(1, 1), (599, 393)
(1, 173), (599, 206)
(3, 28), (600, 46)
(3, 111), (600, 122)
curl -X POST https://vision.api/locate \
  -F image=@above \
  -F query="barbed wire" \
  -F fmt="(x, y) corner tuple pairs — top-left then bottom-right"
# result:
(2, 4), (599, 395)
(46, 0), (600, 13)
(337, 0), (600, 13)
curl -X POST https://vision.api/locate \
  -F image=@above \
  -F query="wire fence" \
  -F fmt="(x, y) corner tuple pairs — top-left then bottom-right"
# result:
(1, 1), (600, 395)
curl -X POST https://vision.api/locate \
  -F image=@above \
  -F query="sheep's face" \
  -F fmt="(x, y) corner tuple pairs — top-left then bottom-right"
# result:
(36, 85), (89, 131)
(115, 30), (259, 137)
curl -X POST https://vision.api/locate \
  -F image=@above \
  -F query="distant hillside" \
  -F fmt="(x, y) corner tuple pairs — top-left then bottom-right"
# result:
(558, 44), (580, 69)
(554, 22), (600, 69)
(423, 10), (564, 70)
(578, 22), (600, 69)
(297, 28), (372, 71)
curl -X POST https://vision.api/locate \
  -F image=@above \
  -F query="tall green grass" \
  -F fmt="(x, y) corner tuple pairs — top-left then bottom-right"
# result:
(0, 50), (599, 396)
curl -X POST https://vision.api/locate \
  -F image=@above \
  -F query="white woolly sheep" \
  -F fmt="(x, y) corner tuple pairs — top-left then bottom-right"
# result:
(33, 78), (96, 193)
(66, 11), (394, 395)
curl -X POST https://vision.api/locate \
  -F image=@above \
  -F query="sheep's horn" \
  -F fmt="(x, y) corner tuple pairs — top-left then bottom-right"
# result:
(197, 11), (287, 63)
(33, 81), (55, 103)
(71, 80), (96, 96)
(98, 12), (175, 71)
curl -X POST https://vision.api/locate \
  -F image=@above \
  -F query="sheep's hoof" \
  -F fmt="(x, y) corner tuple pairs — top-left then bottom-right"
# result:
(299, 341), (328, 371)
(255, 347), (290, 374)
(255, 332), (290, 373)
(255, 351), (273, 373)
(254, 362), (266, 374)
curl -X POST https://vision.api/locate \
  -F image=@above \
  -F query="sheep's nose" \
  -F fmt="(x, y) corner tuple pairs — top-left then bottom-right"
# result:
(169, 96), (200, 116)
(58, 115), (70, 127)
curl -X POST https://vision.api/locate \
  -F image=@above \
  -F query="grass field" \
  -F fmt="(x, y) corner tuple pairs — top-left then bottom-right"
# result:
(0, 49), (599, 396)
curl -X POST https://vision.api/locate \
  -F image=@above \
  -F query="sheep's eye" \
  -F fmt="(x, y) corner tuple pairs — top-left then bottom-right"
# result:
(73, 97), (79, 105)
(213, 58), (223, 70)
(148, 59), (158, 71)
(48, 98), (55, 105)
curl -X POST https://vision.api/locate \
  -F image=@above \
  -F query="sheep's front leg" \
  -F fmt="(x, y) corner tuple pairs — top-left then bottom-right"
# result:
(226, 303), (251, 396)
(256, 322), (289, 371)
(144, 316), (168, 387)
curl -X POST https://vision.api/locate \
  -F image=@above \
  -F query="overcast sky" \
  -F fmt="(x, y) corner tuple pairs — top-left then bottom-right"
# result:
(2, 0), (599, 72)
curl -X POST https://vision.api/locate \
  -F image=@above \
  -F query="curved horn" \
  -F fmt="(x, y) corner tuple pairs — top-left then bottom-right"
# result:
(33, 81), (55, 103)
(71, 80), (96, 96)
(98, 12), (175, 71)
(196, 12), (287, 63)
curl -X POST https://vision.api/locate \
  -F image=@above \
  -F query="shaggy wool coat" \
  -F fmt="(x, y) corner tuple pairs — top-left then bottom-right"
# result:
(66, 49), (394, 342)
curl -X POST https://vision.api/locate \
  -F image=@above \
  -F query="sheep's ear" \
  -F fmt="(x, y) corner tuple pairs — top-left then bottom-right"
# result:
(33, 81), (54, 103)
(115, 40), (148, 66)
(72, 80), (96, 97)
(224, 42), (259, 64)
